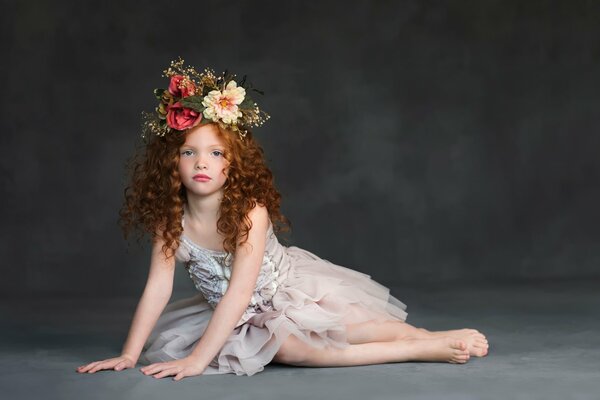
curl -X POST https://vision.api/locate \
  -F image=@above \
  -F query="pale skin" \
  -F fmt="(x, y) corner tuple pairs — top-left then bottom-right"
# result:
(76, 123), (489, 381)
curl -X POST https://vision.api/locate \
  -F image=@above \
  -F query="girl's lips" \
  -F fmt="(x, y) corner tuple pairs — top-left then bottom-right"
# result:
(193, 174), (211, 181)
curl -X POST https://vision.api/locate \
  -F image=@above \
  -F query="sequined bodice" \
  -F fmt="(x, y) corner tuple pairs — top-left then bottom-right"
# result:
(175, 220), (291, 327)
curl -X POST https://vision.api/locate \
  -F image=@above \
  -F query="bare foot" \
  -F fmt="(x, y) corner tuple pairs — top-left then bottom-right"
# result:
(420, 328), (489, 357)
(403, 337), (470, 364)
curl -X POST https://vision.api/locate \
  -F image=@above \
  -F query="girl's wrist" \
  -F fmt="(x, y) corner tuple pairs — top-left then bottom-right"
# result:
(187, 353), (209, 368)
(121, 353), (138, 363)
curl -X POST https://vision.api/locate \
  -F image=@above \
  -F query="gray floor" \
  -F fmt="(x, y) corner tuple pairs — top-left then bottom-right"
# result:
(1, 280), (598, 400)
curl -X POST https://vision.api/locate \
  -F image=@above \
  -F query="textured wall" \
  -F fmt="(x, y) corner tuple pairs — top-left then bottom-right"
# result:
(1, 0), (599, 296)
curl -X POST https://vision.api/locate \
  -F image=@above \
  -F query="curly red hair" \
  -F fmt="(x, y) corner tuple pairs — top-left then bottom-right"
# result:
(120, 123), (290, 258)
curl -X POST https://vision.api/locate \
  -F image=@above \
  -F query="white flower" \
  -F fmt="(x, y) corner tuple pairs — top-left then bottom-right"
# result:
(202, 80), (246, 124)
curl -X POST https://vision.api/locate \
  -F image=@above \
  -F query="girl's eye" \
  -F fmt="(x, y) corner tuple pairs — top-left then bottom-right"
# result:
(211, 150), (223, 157)
(181, 150), (194, 156)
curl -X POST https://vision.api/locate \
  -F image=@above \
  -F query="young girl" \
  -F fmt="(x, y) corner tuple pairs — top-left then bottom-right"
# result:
(76, 58), (489, 381)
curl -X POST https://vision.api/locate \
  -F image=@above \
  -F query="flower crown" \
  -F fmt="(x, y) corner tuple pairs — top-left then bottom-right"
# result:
(142, 58), (270, 140)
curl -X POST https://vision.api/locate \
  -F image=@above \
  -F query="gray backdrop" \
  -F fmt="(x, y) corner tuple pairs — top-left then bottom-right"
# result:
(1, 0), (599, 297)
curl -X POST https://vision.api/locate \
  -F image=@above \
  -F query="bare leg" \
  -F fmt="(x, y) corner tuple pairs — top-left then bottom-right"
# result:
(345, 319), (431, 343)
(273, 334), (470, 367)
(345, 320), (489, 357)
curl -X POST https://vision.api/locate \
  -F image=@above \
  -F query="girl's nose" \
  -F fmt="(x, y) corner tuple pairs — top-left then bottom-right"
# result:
(195, 159), (207, 170)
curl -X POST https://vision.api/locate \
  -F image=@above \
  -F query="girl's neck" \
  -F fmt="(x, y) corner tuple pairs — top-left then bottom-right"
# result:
(184, 191), (222, 225)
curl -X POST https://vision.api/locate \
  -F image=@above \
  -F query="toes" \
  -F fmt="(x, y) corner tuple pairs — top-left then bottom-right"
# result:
(472, 343), (489, 357)
(454, 350), (470, 359)
(473, 336), (488, 344)
(475, 349), (488, 357)
(476, 343), (490, 352)
(454, 354), (470, 363)
(466, 328), (486, 338)
(452, 340), (467, 351)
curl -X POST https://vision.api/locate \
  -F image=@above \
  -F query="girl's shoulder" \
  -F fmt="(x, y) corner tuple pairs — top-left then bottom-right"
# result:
(247, 202), (269, 223)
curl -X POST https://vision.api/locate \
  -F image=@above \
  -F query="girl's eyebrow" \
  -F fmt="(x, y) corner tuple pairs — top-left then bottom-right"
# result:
(181, 144), (224, 149)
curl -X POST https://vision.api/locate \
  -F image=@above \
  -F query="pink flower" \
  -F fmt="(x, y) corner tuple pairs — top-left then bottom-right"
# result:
(166, 102), (202, 130)
(168, 75), (196, 98)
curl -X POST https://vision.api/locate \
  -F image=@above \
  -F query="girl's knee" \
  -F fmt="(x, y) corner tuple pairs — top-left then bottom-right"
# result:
(273, 334), (313, 365)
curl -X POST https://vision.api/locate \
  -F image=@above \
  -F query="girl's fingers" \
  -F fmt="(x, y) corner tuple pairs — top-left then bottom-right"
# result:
(153, 367), (180, 379)
(140, 363), (153, 371)
(78, 361), (99, 372)
(89, 362), (109, 373)
(89, 360), (117, 373)
(78, 361), (101, 373)
(114, 361), (127, 371)
(77, 357), (134, 373)
(142, 363), (169, 375)
(173, 372), (186, 381)
(174, 367), (201, 381)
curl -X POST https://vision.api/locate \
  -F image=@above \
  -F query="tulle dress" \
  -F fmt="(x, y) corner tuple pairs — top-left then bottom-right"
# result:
(138, 215), (408, 376)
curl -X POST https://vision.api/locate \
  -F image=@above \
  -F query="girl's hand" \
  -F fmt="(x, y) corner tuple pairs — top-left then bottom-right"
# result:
(76, 354), (137, 374)
(140, 356), (206, 381)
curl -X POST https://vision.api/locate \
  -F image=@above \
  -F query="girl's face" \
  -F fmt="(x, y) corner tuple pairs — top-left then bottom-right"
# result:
(178, 124), (230, 198)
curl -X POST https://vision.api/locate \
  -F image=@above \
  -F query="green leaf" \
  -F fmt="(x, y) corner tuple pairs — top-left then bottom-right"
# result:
(154, 88), (166, 99)
(240, 97), (255, 109)
(180, 95), (206, 112)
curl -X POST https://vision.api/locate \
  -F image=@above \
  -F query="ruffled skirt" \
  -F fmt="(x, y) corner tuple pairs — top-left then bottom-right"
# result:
(139, 246), (408, 376)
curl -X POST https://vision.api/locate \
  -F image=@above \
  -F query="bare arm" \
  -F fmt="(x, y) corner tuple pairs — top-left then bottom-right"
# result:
(120, 236), (176, 361)
(77, 235), (176, 374)
(187, 203), (269, 367)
